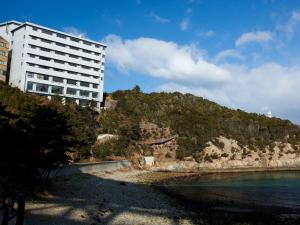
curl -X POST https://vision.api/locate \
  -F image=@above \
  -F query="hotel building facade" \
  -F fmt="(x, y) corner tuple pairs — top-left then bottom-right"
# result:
(0, 21), (106, 109)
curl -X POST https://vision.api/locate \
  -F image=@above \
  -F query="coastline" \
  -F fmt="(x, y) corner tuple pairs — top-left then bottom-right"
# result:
(23, 167), (300, 225)
(153, 165), (300, 174)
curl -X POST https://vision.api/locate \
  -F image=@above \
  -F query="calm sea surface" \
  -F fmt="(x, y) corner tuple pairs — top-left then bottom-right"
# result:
(167, 171), (300, 209)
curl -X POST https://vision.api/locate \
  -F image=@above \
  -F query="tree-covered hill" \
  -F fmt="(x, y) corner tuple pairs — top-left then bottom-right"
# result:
(98, 86), (300, 159)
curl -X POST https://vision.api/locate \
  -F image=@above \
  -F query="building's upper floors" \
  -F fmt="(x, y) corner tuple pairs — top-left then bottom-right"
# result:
(0, 36), (9, 81)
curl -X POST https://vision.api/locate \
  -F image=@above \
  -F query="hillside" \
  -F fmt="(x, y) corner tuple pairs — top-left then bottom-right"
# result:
(96, 86), (300, 169)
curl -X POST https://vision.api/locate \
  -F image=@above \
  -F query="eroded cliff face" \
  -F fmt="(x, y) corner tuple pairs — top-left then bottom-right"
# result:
(139, 121), (177, 162)
(154, 136), (300, 171)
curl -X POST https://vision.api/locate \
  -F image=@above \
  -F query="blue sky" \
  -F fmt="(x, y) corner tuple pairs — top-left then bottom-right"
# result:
(2, 0), (300, 123)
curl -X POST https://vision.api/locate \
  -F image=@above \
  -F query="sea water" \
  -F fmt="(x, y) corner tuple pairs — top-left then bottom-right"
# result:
(168, 171), (300, 209)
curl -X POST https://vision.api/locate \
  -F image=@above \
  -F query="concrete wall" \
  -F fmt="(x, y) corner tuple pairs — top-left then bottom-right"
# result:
(9, 27), (26, 89)
(53, 160), (131, 177)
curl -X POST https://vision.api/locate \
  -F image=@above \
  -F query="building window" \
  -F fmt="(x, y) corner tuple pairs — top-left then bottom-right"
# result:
(0, 42), (6, 47)
(55, 51), (65, 56)
(26, 72), (34, 78)
(83, 41), (91, 46)
(82, 58), (90, 62)
(56, 42), (65, 47)
(80, 90), (89, 97)
(79, 99), (89, 107)
(27, 82), (34, 90)
(36, 83), (49, 93)
(67, 79), (77, 85)
(37, 74), (49, 80)
(51, 86), (63, 94)
(0, 70), (5, 75)
(0, 60), (5, 65)
(54, 59), (64, 64)
(65, 98), (76, 104)
(66, 88), (77, 95)
(0, 51), (6, 56)
(41, 39), (52, 44)
(70, 37), (80, 42)
(69, 54), (78, 59)
(83, 49), (92, 54)
(40, 47), (51, 52)
(53, 77), (64, 83)
(42, 29), (53, 35)
(68, 71), (77, 75)
(92, 92), (98, 98)
(40, 56), (51, 61)
(70, 46), (79, 51)
(39, 65), (50, 69)
(82, 65), (90, 70)
(69, 62), (77, 67)
(54, 68), (64, 72)
(92, 84), (98, 89)
(32, 27), (38, 31)
(56, 33), (67, 39)
(80, 81), (89, 87)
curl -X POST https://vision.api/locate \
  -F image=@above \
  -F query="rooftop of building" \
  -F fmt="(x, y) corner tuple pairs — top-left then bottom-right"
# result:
(0, 20), (107, 48)
(0, 20), (22, 27)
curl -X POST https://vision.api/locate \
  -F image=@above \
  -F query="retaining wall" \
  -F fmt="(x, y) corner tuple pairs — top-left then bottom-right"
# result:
(53, 160), (131, 177)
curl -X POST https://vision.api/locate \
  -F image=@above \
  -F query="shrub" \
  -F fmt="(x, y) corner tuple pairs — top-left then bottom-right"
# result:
(221, 153), (229, 157)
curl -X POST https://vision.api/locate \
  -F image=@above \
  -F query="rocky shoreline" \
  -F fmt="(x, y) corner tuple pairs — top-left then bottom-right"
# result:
(23, 167), (300, 225)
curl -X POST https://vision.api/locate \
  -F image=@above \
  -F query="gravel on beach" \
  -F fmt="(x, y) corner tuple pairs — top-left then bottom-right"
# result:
(24, 169), (195, 225)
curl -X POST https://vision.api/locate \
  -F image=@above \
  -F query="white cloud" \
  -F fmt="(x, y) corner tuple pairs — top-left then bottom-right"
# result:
(103, 34), (231, 83)
(149, 12), (170, 23)
(103, 34), (300, 123)
(180, 18), (190, 31)
(180, 8), (192, 31)
(62, 27), (87, 38)
(235, 31), (273, 47)
(214, 49), (245, 63)
(277, 10), (300, 39)
(198, 30), (215, 38)
(158, 63), (300, 123)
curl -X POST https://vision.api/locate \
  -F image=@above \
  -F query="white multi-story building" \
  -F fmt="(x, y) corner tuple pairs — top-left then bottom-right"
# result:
(0, 20), (106, 109)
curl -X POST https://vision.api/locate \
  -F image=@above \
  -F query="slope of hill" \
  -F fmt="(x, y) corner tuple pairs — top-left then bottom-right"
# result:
(96, 86), (300, 169)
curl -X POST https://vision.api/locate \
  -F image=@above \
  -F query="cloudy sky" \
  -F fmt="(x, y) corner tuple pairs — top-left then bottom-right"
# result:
(2, 0), (300, 124)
